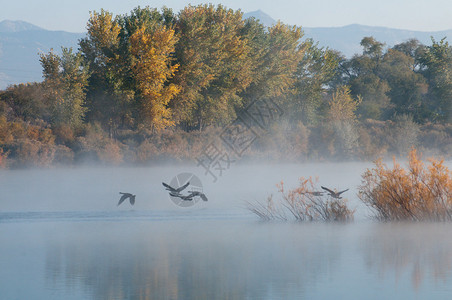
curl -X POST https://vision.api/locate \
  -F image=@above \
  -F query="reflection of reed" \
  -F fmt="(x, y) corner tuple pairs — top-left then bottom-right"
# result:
(361, 223), (452, 290)
(45, 222), (343, 299)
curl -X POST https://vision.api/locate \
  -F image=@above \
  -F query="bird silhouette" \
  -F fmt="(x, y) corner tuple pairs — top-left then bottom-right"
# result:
(169, 192), (194, 201)
(169, 190), (208, 202)
(118, 192), (136, 206)
(321, 186), (349, 199)
(187, 191), (208, 201)
(162, 181), (190, 193)
(177, 194), (195, 201)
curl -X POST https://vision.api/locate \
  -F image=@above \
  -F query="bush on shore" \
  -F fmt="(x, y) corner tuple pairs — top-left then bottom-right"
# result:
(359, 148), (452, 221)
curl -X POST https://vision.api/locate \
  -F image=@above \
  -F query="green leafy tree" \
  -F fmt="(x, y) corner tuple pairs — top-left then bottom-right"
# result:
(39, 48), (89, 129)
(292, 40), (340, 124)
(379, 48), (428, 120)
(240, 19), (306, 108)
(418, 37), (452, 122)
(339, 37), (391, 120)
(172, 4), (253, 129)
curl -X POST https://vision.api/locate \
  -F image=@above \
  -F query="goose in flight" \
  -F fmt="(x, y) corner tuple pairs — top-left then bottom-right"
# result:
(171, 193), (195, 201)
(169, 190), (208, 202)
(162, 181), (190, 194)
(321, 186), (349, 199)
(188, 191), (208, 201)
(118, 192), (136, 206)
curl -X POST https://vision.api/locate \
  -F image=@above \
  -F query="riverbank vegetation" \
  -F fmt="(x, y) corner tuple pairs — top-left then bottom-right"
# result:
(249, 148), (452, 222)
(247, 178), (355, 222)
(0, 4), (451, 168)
(359, 148), (452, 221)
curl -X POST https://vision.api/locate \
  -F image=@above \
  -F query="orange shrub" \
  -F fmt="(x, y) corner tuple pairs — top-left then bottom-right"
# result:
(359, 148), (452, 221)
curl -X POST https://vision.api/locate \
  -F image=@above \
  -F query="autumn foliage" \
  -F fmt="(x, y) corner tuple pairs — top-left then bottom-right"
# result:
(359, 148), (452, 221)
(247, 177), (355, 222)
(0, 4), (451, 168)
(130, 25), (180, 130)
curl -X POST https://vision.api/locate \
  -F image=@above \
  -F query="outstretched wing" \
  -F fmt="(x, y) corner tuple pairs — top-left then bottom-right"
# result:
(175, 181), (190, 193)
(181, 195), (193, 201)
(321, 186), (334, 194)
(199, 193), (208, 201)
(337, 189), (349, 195)
(169, 192), (183, 198)
(162, 182), (176, 192)
(129, 196), (135, 205)
(118, 193), (129, 206)
(188, 191), (208, 201)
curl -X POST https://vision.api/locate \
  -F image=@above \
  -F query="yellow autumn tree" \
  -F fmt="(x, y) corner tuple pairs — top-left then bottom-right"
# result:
(129, 25), (180, 131)
(325, 85), (362, 157)
(327, 85), (361, 122)
(79, 9), (135, 136)
(80, 9), (121, 73)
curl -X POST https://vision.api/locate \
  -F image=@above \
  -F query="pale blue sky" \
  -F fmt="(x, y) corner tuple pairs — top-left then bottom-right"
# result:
(1, 0), (451, 32)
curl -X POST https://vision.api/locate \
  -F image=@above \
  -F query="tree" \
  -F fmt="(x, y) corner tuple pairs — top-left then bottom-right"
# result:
(39, 48), (89, 129)
(392, 39), (424, 70)
(326, 86), (361, 157)
(379, 47), (428, 120)
(80, 7), (181, 134)
(0, 83), (49, 123)
(129, 24), (180, 131)
(360, 36), (385, 60)
(418, 37), (452, 122)
(79, 9), (133, 134)
(247, 21), (305, 99)
(172, 4), (253, 129)
(292, 40), (340, 124)
(339, 37), (391, 120)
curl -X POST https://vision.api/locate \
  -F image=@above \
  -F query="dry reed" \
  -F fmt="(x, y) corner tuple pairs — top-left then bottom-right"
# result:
(247, 177), (355, 222)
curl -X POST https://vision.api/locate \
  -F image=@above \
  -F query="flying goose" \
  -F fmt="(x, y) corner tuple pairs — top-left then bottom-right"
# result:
(321, 186), (349, 199)
(162, 181), (190, 194)
(118, 192), (136, 206)
(188, 191), (208, 201)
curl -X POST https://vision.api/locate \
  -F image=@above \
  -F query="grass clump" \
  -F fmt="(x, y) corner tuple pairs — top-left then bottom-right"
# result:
(247, 177), (354, 222)
(359, 148), (452, 221)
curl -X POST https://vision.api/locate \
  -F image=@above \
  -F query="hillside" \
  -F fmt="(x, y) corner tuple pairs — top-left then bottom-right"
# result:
(303, 24), (452, 57)
(244, 11), (452, 56)
(0, 20), (83, 89)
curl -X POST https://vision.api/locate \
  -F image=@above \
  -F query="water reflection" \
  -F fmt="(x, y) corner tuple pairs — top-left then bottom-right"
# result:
(44, 221), (343, 300)
(361, 223), (452, 290)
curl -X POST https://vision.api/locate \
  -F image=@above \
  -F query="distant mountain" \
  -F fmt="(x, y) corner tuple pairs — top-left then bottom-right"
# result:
(0, 20), (43, 33)
(243, 10), (276, 27)
(0, 20), (84, 89)
(242, 12), (451, 57)
(303, 24), (452, 57)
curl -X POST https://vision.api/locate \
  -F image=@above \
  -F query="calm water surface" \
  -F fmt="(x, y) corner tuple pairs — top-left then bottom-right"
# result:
(1, 164), (452, 299)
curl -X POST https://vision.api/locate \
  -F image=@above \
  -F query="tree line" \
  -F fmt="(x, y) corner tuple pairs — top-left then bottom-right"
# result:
(0, 4), (451, 166)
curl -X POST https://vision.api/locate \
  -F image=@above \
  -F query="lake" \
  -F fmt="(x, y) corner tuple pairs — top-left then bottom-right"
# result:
(1, 163), (452, 299)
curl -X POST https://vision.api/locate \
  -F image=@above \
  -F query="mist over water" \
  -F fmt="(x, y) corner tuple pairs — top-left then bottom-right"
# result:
(1, 162), (452, 299)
